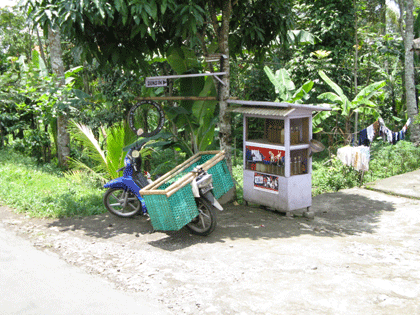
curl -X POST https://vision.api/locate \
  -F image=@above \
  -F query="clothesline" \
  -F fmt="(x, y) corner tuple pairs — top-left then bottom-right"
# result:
(336, 117), (411, 172)
(321, 118), (411, 135)
(358, 117), (411, 146)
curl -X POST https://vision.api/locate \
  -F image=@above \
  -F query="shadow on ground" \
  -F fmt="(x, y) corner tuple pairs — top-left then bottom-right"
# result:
(44, 189), (396, 251)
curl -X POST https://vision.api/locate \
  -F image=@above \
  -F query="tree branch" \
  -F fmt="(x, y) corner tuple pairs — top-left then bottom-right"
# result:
(208, 0), (220, 38)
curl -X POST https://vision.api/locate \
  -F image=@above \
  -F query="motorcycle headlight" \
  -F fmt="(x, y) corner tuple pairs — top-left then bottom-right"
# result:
(196, 174), (213, 188)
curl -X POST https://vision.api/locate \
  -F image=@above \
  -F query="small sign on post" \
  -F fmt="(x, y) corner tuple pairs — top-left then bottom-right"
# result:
(145, 78), (168, 87)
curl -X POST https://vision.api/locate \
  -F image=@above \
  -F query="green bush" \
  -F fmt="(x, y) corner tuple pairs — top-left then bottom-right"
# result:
(10, 129), (51, 163)
(312, 157), (361, 196)
(0, 149), (105, 218)
(312, 140), (420, 196)
(369, 140), (420, 179)
(232, 163), (244, 203)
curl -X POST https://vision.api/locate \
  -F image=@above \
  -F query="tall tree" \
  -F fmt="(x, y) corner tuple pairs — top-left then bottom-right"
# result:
(210, 1), (232, 169)
(48, 25), (70, 166)
(24, 0), (71, 167)
(291, 0), (356, 97)
(399, 0), (420, 145)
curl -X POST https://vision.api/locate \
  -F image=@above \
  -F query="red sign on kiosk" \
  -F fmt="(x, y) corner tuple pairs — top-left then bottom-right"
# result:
(245, 145), (285, 163)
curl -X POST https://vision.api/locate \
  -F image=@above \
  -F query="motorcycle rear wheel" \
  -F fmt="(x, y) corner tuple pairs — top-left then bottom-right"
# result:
(186, 198), (217, 236)
(103, 188), (142, 217)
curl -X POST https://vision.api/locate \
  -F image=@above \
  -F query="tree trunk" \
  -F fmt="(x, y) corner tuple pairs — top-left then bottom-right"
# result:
(353, 0), (359, 142)
(403, 0), (420, 145)
(218, 0), (233, 171)
(36, 29), (48, 71)
(48, 26), (70, 167)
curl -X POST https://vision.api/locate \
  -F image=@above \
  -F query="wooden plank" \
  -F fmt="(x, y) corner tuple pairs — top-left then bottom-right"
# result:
(146, 72), (226, 80)
(139, 190), (166, 196)
(141, 151), (226, 195)
(135, 96), (217, 101)
(165, 174), (195, 197)
(143, 155), (202, 190)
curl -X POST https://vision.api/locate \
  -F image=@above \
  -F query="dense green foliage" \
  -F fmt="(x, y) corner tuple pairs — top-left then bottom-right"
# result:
(24, 0), (294, 70)
(0, 6), (35, 69)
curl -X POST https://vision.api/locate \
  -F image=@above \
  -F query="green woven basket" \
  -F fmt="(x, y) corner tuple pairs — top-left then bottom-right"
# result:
(143, 185), (199, 231)
(141, 151), (234, 231)
(207, 159), (235, 199)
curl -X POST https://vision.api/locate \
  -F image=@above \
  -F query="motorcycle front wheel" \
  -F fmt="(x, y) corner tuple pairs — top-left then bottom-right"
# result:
(103, 188), (142, 217)
(186, 197), (217, 236)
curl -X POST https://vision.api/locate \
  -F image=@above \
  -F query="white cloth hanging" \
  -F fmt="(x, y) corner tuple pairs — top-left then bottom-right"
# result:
(337, 146), (353, 166)
(337, 146), (370, 171)
(367, 124), (375, 142)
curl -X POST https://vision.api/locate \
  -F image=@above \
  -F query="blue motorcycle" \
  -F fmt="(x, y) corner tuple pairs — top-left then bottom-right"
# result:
(103, 142), (149, 218)
(103, 142), (223, 235)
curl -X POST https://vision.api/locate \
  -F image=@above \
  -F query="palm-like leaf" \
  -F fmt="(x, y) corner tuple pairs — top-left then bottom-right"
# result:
(312, 110), (333, 132)
(318, 92), (342, 104)
(105, 126), (126, 179)
(291, 80), (314, 103)
(354, 81), (386, 102)
(264, 66), (295, 100)
(105, 122), (138, 179)
(69, 120), (140, 180)
(69, 120), (107, 173)
(318, 70), (351, 116)
(318, 71), (348, 101)
(67, 157), (108, 183)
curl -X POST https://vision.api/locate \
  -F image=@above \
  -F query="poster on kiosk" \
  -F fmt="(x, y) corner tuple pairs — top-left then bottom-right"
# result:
(246, 145), (286, 193)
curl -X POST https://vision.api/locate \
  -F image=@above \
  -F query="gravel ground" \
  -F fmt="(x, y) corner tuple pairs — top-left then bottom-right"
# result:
(1, 187), (420, 314)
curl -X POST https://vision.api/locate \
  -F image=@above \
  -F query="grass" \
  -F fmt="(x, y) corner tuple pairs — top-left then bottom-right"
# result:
(1, 140), (420, 217)
(0, 149), (105, 218)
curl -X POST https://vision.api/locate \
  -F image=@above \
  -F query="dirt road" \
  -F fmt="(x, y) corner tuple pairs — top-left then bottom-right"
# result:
(1, 185), (420, 314)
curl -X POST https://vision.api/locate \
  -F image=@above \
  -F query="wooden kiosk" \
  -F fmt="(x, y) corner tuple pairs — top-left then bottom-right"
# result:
(228, 100), (331, 216)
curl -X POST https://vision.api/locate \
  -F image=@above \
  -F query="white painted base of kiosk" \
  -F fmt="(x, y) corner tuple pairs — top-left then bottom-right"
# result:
(243, 170), (312, 212)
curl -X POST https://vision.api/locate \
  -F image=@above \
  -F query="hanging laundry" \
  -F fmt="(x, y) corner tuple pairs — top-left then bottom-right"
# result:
(337, 146), (370, 171)
(367, 124), (375, 143)
(353, 146), (370, 171)
(360, 146), (370, 171)
(379, 125), (386, 142)
(359, 129), (369, 146)
(386, 128), (393, 143)
(373, 120), (380, 134)
(343, 117), (412, 152)
(337, 146), (353, 166)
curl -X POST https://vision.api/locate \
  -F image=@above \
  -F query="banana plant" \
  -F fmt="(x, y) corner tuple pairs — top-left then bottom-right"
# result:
(314, 70), (386, 135)
(263, 66), (314, 103)
(165, 75), (218, 156)
(164, 46), (219, 156)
